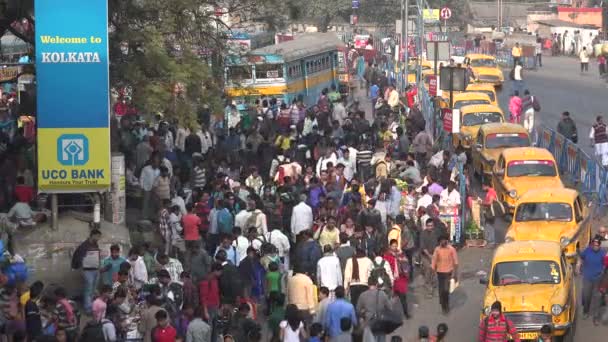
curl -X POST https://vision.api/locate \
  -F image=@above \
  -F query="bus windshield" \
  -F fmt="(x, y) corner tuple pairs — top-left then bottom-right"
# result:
(227, 65), (252, 82)
(255, 64), (284, 80)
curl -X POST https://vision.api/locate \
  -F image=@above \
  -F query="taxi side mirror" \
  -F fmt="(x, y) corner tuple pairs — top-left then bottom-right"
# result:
(475, 143), (482, 150)
(494, 170), (504, 177)
(479, 277), (488, 285)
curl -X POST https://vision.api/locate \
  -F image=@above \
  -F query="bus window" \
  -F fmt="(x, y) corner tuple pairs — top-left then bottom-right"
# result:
(227, 65), (252, 82)
(255, 64), (284, 79)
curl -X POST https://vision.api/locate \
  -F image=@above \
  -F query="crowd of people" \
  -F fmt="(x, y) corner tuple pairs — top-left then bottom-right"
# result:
(7, 65), (479, 342)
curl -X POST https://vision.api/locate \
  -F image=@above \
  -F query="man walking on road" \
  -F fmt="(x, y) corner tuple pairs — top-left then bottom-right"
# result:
(420, 218), (438, 298)
(521, 90), (540, 133)
(511, 42), (522, 66)
(577, 237), (606, 325)
(580, 46), (590, 73)
(590, 115), (608, 166)
(557, 111), (578, 143)
(431, 234), (458, 314)
(478, 301), (520, 342)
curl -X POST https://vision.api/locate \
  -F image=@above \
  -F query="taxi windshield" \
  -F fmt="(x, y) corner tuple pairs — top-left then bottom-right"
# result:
(507, 160), (556, 177)
(515, 202), (572, 222)
(467, 90), (495, 102)
(470, 58), (497, 68)
(462, 112), (502, 126)
(493, 260), (561, 286)
(454, 99), (490, 110)
(485, 133), (529, 149)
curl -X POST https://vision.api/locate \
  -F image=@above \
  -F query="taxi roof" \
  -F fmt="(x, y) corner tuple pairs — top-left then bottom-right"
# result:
(500, 147), (554, 161)
(480, 123), (528, 135)
(493, 241), (562, 263)
(516, 187), (576, 203)
(453, 92), (491, 101)
(466, 83), (496, 91)
(465, 53), (496, 60)
(460, 104), (503, 114)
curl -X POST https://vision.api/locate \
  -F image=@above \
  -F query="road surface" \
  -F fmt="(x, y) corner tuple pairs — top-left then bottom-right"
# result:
(497, 55), (607, 157)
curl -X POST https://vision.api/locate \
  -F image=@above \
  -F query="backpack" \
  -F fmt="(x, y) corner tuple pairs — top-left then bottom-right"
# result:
(370, 259), (392, 289)
(532, 96), (541, 112)
(79, 320), (112, 342)
(260, 231), (276, 257)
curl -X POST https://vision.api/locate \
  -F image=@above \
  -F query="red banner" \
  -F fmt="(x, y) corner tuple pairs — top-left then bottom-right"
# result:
(428, 75), (437, 96)
(443, 108), (453, 132)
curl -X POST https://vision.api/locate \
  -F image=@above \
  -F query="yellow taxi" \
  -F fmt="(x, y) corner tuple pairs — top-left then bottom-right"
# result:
(506, 188), (592, 262)
(471, 123), (530, 180)
(480, 241), (576, 341)
(465, 83), (498, 106)
(453, 104), (504, 149)
(492, 147), (563, 214)
(407, 59), (433, 83)
(451, 92), (491, 111)
(464, 53), (504, 87)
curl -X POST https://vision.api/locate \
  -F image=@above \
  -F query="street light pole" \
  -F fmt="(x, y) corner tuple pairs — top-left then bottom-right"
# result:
(404, 0), (409, 88)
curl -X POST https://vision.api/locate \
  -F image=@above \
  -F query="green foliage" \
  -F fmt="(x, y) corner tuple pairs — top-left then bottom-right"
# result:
(465, 219), (480, 234)
(108, 0), (231, 127)
(289, 0), (351, 32)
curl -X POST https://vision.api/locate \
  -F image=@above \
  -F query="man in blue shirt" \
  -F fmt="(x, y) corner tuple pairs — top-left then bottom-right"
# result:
(369, 83), (380, 117)
(577, 237), (606, 324)
(324, 286), (357, 339)
(100, 244), (126, 286)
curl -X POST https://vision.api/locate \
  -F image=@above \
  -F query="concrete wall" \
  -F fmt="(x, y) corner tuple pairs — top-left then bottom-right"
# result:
(527, 12), (557, 34)
(557, 7), (603, 28)
(14, 217), (131, 296)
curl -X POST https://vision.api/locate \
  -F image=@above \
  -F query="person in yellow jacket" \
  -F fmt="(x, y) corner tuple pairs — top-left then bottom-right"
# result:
(511, 42), (522, 66)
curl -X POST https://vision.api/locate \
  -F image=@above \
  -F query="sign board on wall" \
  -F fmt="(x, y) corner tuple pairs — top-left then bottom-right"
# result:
(35, 0), (111, 193)
(423, 9), (440, 22)
(428, 75), (437, 96)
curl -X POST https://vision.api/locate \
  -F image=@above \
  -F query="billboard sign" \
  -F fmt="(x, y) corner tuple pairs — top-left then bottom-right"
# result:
(423, 9), (440, 22)
(36, 0), (111, 193)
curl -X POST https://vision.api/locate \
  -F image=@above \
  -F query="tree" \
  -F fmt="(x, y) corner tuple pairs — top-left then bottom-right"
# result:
(0, 0), (282, 127)
(289, 0), (351, 32)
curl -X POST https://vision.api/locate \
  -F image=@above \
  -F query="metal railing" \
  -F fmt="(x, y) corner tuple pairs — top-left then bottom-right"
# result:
(534, 126), (608, 206)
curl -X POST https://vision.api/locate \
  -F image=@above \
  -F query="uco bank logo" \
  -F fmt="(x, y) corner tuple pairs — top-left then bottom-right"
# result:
(57, 134), (89, 166)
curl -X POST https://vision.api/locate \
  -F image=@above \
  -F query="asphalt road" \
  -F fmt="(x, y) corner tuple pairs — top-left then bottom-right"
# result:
(361, 55), (608, 341)
(497, 55), (607, 157)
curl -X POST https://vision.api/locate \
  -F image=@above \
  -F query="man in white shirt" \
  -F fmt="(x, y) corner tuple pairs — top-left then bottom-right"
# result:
(332, 99), (348, 126)
(139, 155), (161, 220)
(127, 249), (148, 290)
(234, 197), (268, 236)
(316, 245), (343, 299)
(197, 125), (213, 155)
(232, 227), (250, 264)
(291, 194), (313, 241)
(417, 186), (433, 210)
(338, 147), (357, 182)
(387, 85), (400, 109)
(579, 46), (589, 73)
(266, 226), (291, 269)
(440, 181), (461, 211)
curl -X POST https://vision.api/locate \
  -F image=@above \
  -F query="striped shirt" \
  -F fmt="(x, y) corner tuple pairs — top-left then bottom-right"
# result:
(357, 150), (373, 167)
(192, 166), (206, 189)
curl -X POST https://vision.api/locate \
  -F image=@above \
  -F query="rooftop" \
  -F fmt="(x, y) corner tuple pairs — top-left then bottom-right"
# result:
(536, 19), (600, 29)
(468, 1), (551, 27)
